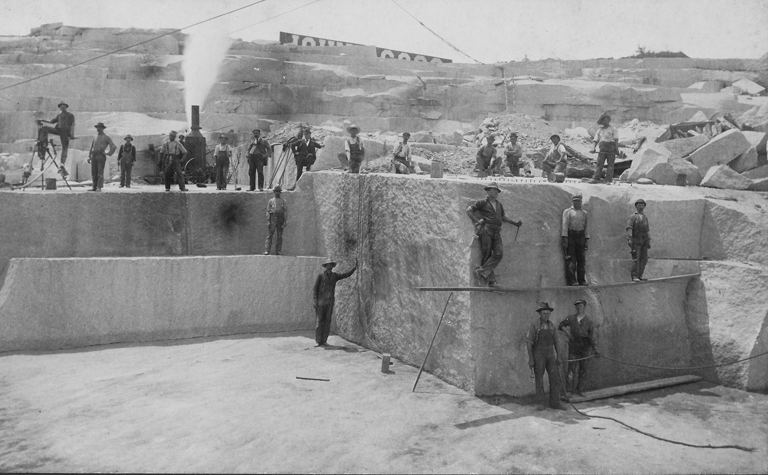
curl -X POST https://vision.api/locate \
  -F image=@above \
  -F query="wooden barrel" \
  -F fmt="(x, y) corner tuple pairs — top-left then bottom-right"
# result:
(44, 178), (57, 190)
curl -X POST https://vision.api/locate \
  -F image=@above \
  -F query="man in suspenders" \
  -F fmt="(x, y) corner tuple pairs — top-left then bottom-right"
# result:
(160, 130), (188, 192)
(526, 302), (565, 410)
(213, 134), (233, 190)
(344, 125), (365, 174)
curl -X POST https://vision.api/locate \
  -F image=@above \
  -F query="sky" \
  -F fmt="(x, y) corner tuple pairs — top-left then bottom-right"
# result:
(1, 0), (767, 64)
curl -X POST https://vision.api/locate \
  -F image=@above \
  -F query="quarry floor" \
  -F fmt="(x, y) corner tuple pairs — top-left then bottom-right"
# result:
(0, 332), (766, 473)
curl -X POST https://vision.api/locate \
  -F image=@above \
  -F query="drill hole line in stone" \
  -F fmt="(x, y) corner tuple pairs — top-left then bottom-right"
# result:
(412, 292), (453, 393)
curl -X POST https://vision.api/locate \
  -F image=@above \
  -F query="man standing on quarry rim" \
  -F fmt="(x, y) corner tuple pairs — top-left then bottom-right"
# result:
(38, 101), (75, 178)
(344, 125), (365, 174)
(247, 129), (271, 191)
(591, 112), (619, 183)
(264, 186), (287, 255)
(627, 198), (651, 281)
(161, 130), (188, 192)
(313, 258), (357, 347)
(561, 194), (589, 286)
(466, 182), (522, 288)
(87, 122), (116, 192)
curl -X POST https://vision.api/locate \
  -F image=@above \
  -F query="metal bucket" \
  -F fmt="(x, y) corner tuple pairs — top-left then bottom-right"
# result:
(676, 173), (687, 186)
(44, 178), (57, 190)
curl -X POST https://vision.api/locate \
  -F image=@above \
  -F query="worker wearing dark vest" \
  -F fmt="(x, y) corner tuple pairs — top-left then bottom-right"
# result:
(214, 135), (233, 190)
(247, 129), (271, 191)
(626, 198), (651, 281)
(312, 258), (357, 346)
(558, 299), (599, 397)
(117, 135), (136, 188)
(344, 125), (365, 174)
(526, 302), (565, 410)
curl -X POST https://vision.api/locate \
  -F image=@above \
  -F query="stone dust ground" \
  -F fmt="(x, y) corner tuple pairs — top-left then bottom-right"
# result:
(0, 331), (766, 473)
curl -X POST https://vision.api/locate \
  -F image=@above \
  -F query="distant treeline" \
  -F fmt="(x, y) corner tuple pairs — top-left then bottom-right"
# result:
(623, 46), (689, 59)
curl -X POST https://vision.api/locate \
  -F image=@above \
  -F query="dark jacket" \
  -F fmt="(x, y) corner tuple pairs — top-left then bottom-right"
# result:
(313, 267), (356, 303)
(292, 138), (323, 165)
(558, 314), (598, 354)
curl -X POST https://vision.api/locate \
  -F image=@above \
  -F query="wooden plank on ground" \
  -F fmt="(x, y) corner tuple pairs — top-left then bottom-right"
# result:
(414, 273), (700, 292)
(569, 375), (702, 403)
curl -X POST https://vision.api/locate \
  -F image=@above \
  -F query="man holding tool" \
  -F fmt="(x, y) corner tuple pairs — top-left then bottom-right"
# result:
(466, 182), (522, 288)
(526, 302), (565, 410)
(590, 112), (619, 183)
(558, 299), (599, 398)
(561, 194), (589, 286)
(626, 198), (651, 281)
(313, 258), (357, 347)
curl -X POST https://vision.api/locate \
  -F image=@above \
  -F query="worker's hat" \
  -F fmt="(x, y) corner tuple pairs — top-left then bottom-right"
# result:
(219, 134), (227, 139)
(509, 132), (518, 137)
(536, 302), (555, 313)
(484, 181), (501, 192)
(573, 299), (587, 306)
(346, 124), (360, 133)
(57, 101), (69, 108)
(572, 194), (583, 201)
(124, 135), (133, 141)
(550, 134), (560, 141)
(322, 258), (337, 268)
(252, 129), (261, 134)
(273, 185), (282, 193)
(402, 132), (411, 137)
(169, 130), (178, 136)
(94, 122), (107, 129)
(597, 112), (611, 124)
(635, 198), (646, 205)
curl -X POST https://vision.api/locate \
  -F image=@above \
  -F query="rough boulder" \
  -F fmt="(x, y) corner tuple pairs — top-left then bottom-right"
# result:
(700, 164), (753, 190)
(689, 129), (751, 176)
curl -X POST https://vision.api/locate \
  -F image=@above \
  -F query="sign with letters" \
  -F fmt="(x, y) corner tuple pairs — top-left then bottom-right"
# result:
(279, 32), (451, 63)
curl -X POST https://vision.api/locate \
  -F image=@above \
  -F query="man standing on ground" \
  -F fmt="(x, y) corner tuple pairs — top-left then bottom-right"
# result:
(264, 185), (287, 255)
(466, 182), (522, 288)
(558, 299), (599, 398)
(213, 134), (233, 190)
(476, 136), (498, 176)
(293, 128), (323, 181)
(561, 194), (589, 286)
(87, 122), (116, 192)
(393, 132), (413, 174)
(161, 130), (188, 192)
(345, 125), (365, 174)
(118, 134), (136, 188)
(503, 132), (524, 176)
(313, 258), (357, 347)
(591, 113), (619, 183)
(247, 129), (271, 191)
(626, 198), (651, 281)
(542, 134), (568, 180)
(39, 101), (75, 178)
(526, 302), (565, 410)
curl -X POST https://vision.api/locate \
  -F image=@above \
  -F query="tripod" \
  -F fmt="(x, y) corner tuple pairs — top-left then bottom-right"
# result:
(23, 121), (72, 190)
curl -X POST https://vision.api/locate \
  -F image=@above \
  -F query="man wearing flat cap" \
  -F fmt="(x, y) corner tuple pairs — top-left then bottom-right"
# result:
(87, 122), (116, 191)
(160, 130), (188, 191)
(626, 198), (651, 281)
(393, 132), (413, 174)
(561, 194), (589, 286)
(559, 299), (599, 398)
(313, 258), (358, 347)
(38, 101), (75, 177)
(117, 135), (136, 188)
(344, 125), (365, 174)
(526, 302), (565, 410)
(466, 182), (522, 287)
(591, 112), (619, 183)
(213, 134), (234, 190)
(543, 134), (568, 181)
(247, 129), (271, 191)
(503, 132), (524, 176)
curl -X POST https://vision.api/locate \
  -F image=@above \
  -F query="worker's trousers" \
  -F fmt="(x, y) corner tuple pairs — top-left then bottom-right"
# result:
(631, 241), (649, 279)
(566, 230), (587, 285)
(349, 157), (363, 174)
(265, 212), (285, 254)
(42, 126), (70, 164)
(164, 155), (186, 190)
(216, 157), (229, 190)
(567, 345), (590, 393)
(505, 156), (520, 176)
(592, 142), (617, 182)
(476, 224), (503, 284)
(248, 155), (265, 191)
(315, 299), (335, 344)
(119, 161), (133, 187)
(533, 346), (562, 408)
(90, 152), (106, 190)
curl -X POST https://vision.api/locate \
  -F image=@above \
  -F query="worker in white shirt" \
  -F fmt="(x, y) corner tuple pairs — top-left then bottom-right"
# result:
(591, 113), (620, 183)
(214, 134), (234, 190)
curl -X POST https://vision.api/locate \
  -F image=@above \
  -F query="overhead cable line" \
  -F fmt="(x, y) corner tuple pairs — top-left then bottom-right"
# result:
(388, 0), (482, 64)
(228, 0), (324, 35)
(0, 0), (270, 92)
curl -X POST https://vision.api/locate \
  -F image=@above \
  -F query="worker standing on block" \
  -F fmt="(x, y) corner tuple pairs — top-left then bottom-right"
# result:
(87, 122), (116, 192)
(38, 101), (75, 178)
(313, 258), (357, 347)
(213, 134), (233, 191)
(292, 128), (324, 181)
(118, 135), (136, 188)
(626, 198), (651, 281)
(466, 182), (522, 288)
(161, 130), (188, 192)
(264, 185), (287, 255)
(526, 302), (565, 410)
(476, 136), (498, 176)
(247, 129), (271, 191)
(542, 134), (568, 181)
(344, 125), (365, 174)
(393, 132), (413, 174)
(561, 194), (589, 286)
(591, 113), (619, 183)
(503, 132), (523, 176)
(558, 299), (599, 398)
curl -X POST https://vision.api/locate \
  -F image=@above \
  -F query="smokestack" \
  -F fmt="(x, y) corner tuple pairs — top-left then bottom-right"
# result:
(190, 105), (202, 136)
(185, 104), (207, 171)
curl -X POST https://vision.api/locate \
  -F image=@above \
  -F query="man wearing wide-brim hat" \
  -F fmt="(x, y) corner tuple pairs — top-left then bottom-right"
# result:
(117, 134), (136, 188)
(38, 101), (75, 178)
(526, 302), (565, 410)
(503, 132), (524, 177)
(87, 122), (116, 192)
(344, 125), (365, 174)
(160, 130), (188, 192)
(558, 299), (599, 398)
(264, 185), (287, 255)
(626, 198), (651, 281)
(590, 112), (619, 183)
(465, 182), (522, 287)
(561, 194), (589, 286)
(312, 257), (358, 346)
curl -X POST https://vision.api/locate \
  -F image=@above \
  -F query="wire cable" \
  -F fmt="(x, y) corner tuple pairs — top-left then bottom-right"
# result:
(599, 350), (768, 371)
(228, 0), (324, 35)
(388, 0), (482, 64)
(0, 0), (270, 92)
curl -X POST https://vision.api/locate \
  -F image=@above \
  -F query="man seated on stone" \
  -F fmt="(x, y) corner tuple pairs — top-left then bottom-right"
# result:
(292, 128), (323, 180)
(37, 101), (75, 178)
(476, 135), (498, 176)
(542, 134), (568, 180)
(393, 132), (413, 174)
(503, 132), (524, 176)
